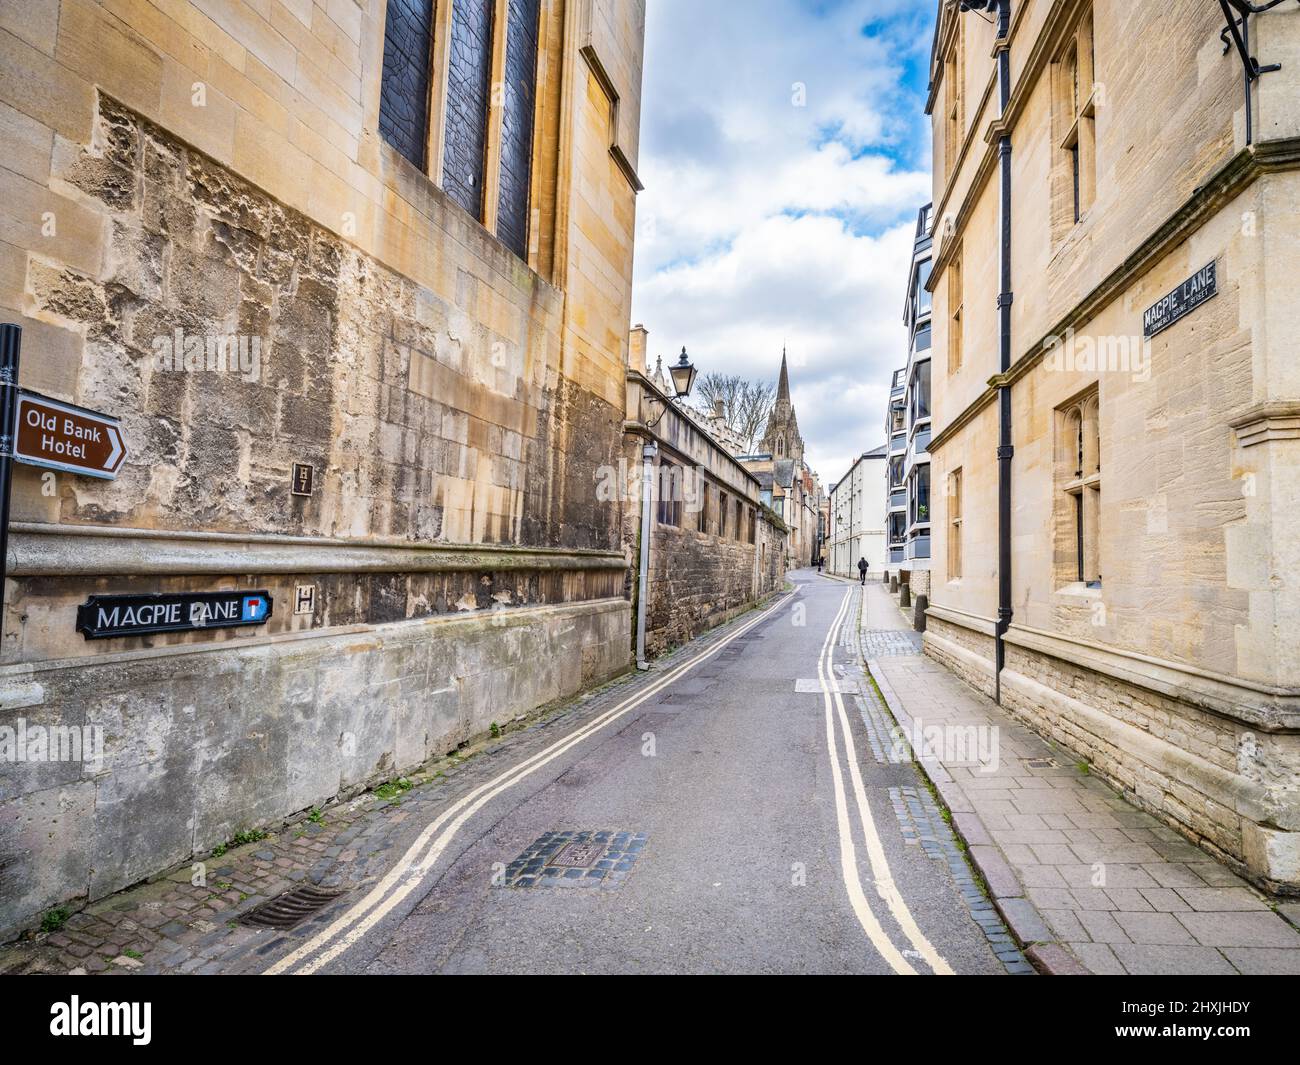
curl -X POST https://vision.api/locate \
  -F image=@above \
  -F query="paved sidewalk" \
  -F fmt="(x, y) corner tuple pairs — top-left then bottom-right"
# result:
(858, 580), (1300, 975)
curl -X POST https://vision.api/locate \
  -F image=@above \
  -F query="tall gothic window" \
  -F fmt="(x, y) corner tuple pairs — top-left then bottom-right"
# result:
(1055, 7), (1096, 230)
(497, 0), (541, 257)
(377, 0), (544, 259)
(443, 0), (495, 218)
(378, 0), (435, 167)
(1058, 392), (1101, 586)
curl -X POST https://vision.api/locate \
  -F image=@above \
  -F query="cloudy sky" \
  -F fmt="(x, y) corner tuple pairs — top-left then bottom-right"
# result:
(630, 0), (936, 488)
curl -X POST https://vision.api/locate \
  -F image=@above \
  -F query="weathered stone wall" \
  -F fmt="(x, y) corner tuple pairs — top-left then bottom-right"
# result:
(623, 372), (787, 660)
(999, 638), (1300, 893)
(644, 522), (757, 659)
(0, 0), (647, 935)
(922, 612), (996, 701)
(16, 96), (623, 561)
(756, 513), (787, 598)
(0, 597), (628, 941)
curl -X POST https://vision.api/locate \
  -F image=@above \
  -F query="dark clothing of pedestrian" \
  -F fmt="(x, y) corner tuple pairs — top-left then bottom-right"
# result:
(858, 558), (868, 585)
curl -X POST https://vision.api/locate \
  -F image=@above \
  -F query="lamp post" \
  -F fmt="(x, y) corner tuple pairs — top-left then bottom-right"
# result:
(636, 346), (697, 669)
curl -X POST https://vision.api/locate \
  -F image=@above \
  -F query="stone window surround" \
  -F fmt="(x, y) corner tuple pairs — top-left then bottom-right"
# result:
(377, 0), (551, 260)
(1052, 4), (1097, 233)
(948, 466), (963, 581)
(1056, 388), (1100, 589)
(943, 15), (965, 183)
(947, 244), (963, 375)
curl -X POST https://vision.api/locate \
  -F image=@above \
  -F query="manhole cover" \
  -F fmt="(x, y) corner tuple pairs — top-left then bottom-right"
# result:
(240, 884), (344, 929)
(551, 841), (604, 868)
(499, 830), (647, 889)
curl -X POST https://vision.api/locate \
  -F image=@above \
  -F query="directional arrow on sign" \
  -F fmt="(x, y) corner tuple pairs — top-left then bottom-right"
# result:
(13, 390), (128, 479)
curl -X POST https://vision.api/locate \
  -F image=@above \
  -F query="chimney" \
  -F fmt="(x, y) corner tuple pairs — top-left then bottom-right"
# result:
(628, 324), (648, 374)
(713, 398), (724, 418)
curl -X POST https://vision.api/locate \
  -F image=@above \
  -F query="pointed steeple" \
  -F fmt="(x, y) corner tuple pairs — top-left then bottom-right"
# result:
(777, 346), (791, 402)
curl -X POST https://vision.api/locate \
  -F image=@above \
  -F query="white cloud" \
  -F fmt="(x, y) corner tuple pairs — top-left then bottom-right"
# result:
(631, 0), (934, 486)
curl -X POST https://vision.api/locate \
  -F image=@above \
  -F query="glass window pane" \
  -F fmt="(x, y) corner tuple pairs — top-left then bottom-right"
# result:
(444, 0), (495, 218)
(497, 0), (540, 257)
(378, 0), (434, 167)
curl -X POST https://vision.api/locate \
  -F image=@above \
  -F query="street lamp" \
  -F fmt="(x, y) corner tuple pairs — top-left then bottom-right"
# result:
(645, 345), (697, 429)
(668, 346), (697, 400)
(636, 344), (698, 668)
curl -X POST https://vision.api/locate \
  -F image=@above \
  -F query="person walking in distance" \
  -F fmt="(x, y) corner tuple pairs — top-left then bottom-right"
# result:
(857, 557), (868, 585)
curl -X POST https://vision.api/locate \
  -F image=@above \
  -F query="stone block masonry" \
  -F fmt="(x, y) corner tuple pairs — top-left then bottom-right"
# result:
(0, 89), (638, 938)
(623, 368), (789, 661)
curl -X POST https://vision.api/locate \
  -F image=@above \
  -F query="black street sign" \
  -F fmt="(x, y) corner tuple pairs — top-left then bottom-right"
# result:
(1142, 260), (1218, 338)
(76, 590), (273, 640)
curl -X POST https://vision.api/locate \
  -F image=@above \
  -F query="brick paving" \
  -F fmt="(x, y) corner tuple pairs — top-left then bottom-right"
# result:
(887, 783), (1032, 974)
(858, 580), (1300, 975)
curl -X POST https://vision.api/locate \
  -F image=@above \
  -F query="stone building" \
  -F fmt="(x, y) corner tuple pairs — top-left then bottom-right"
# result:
(924, 0), (1300, 889)
(827, 446), (887, 578)
(743, 350), (822, 568)
(624, 328), (786, 661)
(884, 203), (934, 600)
(0, 0), (646, 936)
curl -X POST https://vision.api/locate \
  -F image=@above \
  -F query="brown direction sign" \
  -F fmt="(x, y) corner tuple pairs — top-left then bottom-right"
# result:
(13, 390), (127, 479)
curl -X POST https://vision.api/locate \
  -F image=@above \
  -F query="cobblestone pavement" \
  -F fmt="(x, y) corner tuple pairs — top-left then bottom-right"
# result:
(861, 581), (1300, 975)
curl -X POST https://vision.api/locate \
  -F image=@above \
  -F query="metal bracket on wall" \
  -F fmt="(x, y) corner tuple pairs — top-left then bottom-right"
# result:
(1218, 0), (1299, 144)
(1219, 0), (1295, 80)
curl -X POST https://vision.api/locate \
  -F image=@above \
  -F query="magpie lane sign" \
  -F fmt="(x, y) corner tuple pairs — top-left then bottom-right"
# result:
(14, 390), (127, 479)
(77, 590), (273, 640)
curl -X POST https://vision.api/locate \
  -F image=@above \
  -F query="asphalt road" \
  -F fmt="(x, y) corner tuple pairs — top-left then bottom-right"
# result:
(274, 571), (1012, 975)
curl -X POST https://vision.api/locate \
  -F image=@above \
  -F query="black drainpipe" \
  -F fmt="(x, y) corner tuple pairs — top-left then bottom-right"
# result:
(994, 0), (1013, 706)
(958, 0), (1014, 703)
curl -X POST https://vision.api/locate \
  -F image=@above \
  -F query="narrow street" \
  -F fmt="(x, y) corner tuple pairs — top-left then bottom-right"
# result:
(262, 572), (1012, 975)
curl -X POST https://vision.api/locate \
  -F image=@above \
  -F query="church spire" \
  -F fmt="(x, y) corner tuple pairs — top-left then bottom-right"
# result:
(777, 346), (790, 403)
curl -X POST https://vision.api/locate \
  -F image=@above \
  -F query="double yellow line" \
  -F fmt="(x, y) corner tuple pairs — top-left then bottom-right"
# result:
(818, 586), (953, 975)
(265, 589), (798, 975)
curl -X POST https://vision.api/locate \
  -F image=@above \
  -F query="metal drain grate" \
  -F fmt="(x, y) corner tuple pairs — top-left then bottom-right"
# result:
(240, 885), (344, 930)
(550, 841), (605, 868)
(1026, 757), (1059, 769)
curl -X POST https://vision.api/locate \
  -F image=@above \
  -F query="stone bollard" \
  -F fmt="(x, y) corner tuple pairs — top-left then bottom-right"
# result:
(882, 571), (889, 584)
(914, 593), (928, 632)
(889, 576), (898, 594)
(899, 583), (911, 608)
